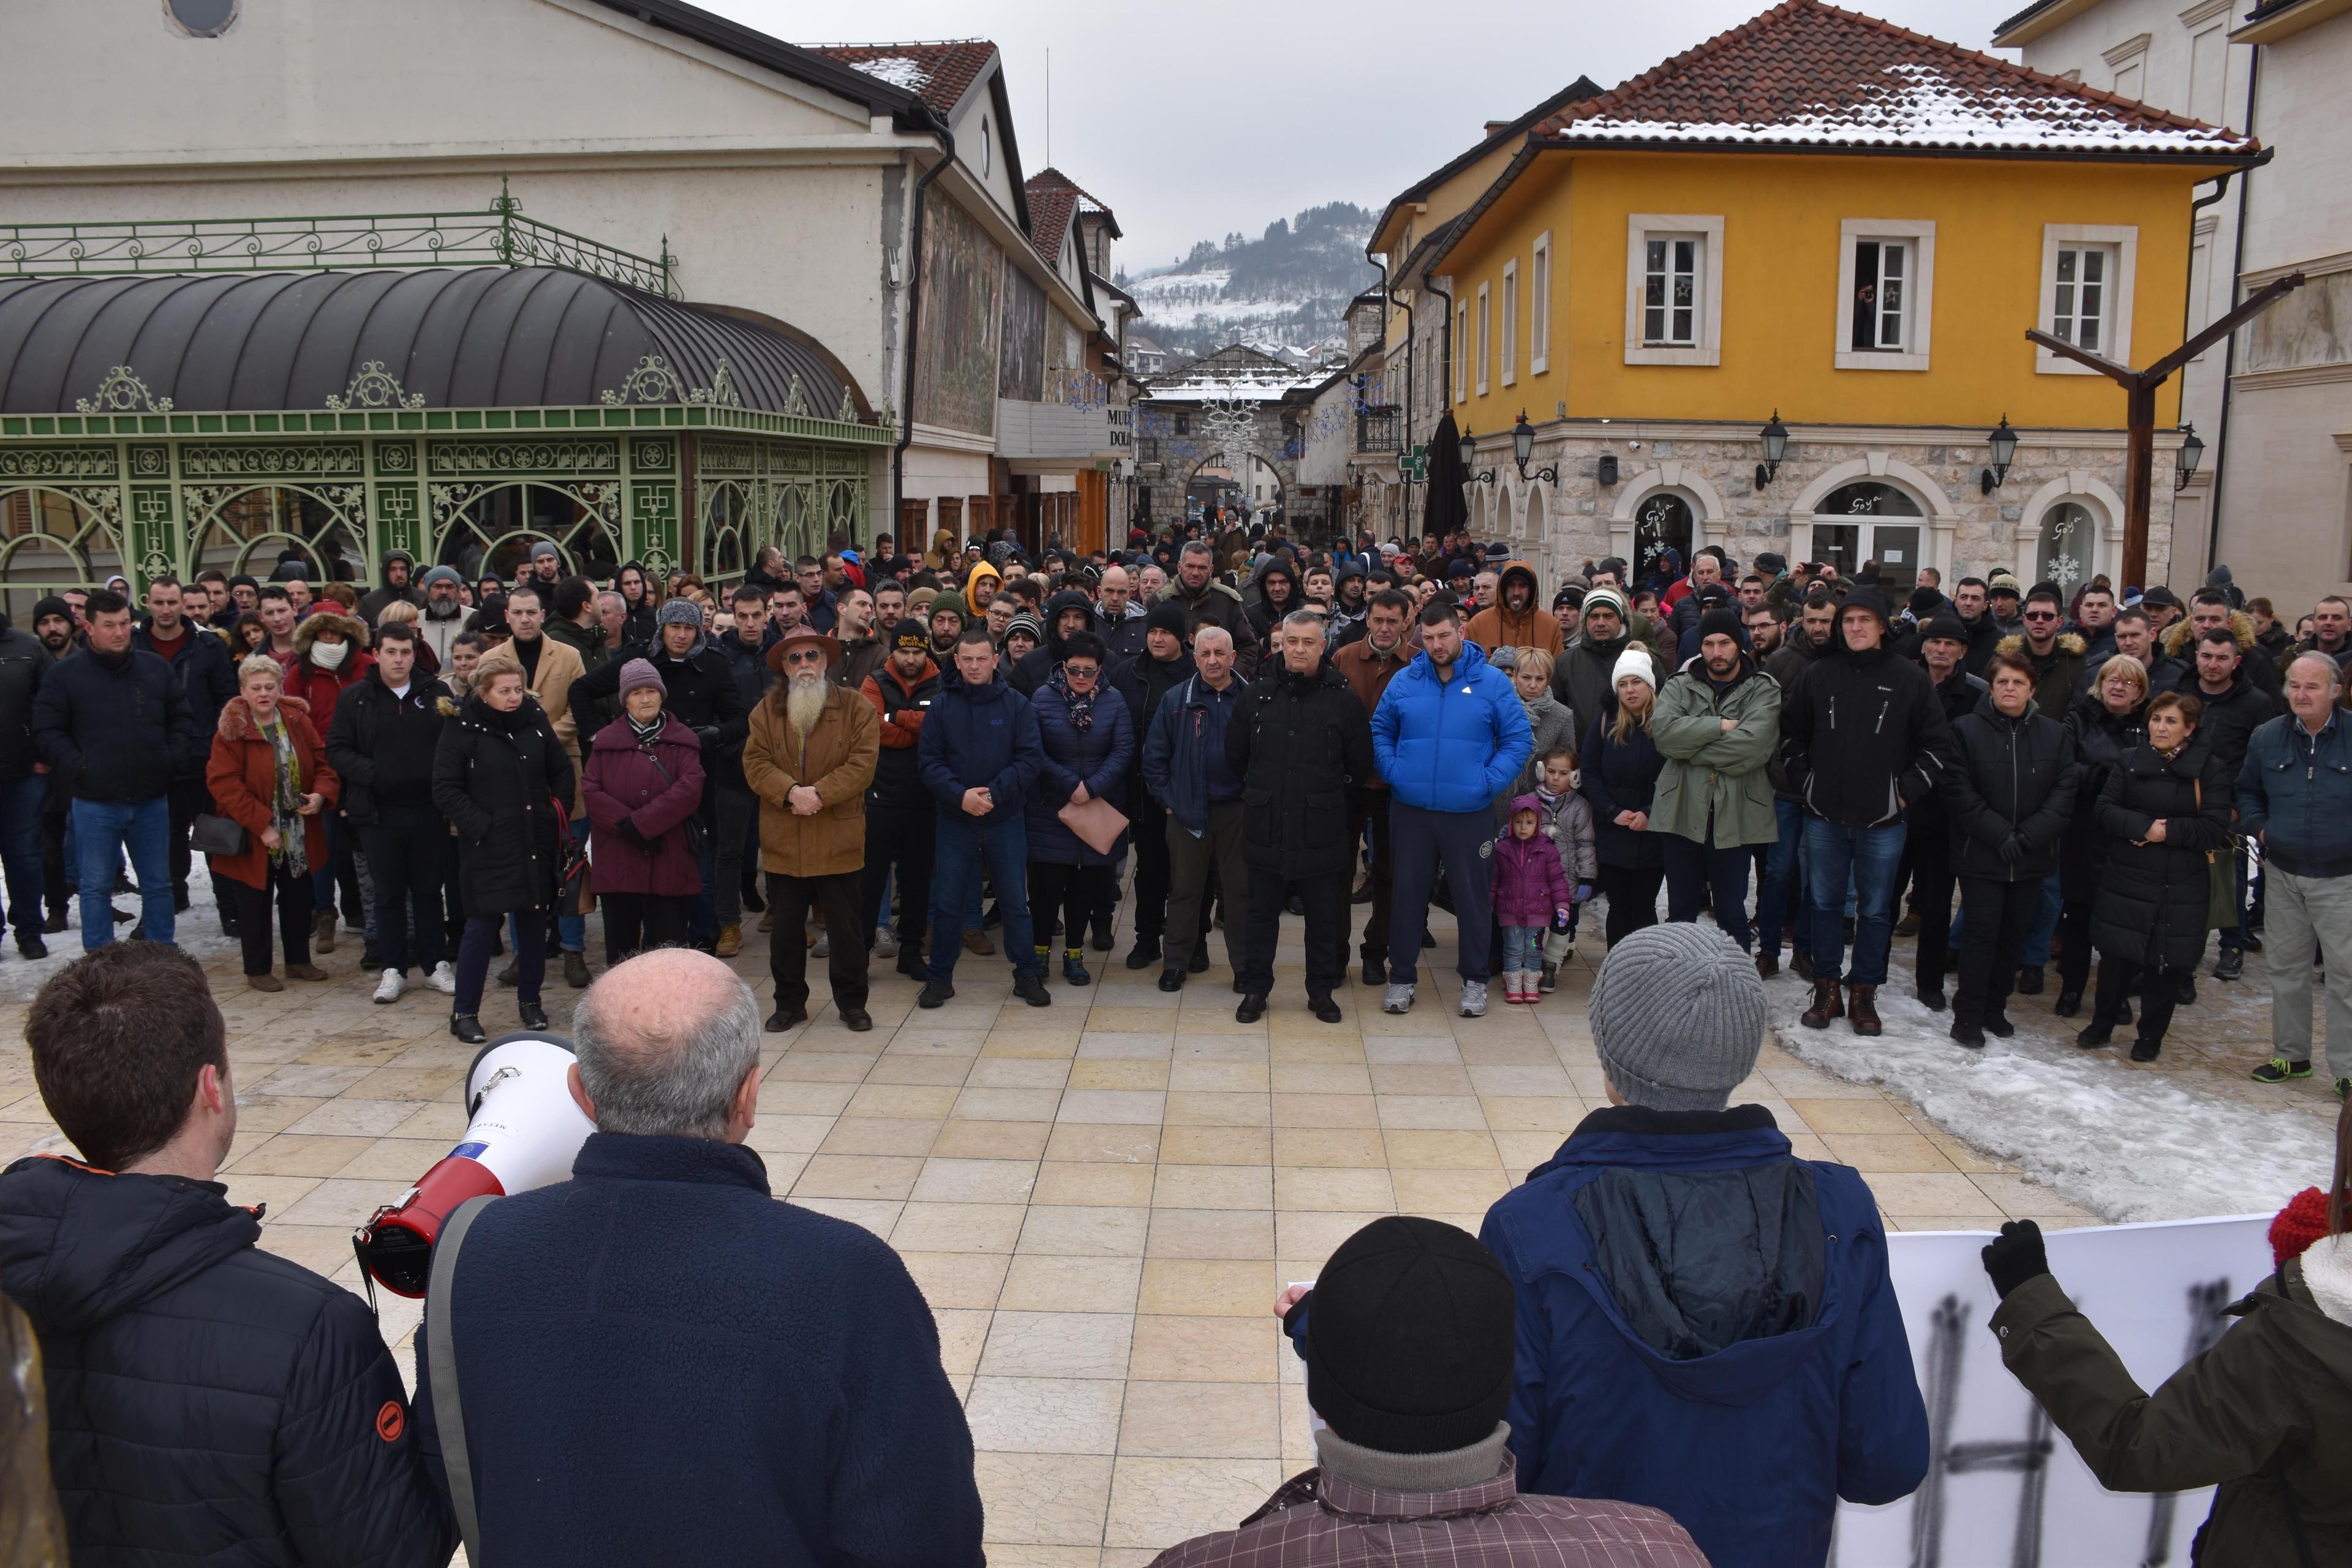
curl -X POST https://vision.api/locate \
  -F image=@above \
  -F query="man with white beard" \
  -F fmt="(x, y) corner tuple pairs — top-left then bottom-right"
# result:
(414, 565), (469, 665)
(741, 623), (879, 1032)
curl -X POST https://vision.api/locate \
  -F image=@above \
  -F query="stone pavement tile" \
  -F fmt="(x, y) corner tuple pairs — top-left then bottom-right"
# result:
(988, 1545), (1102, 1567)
(891, 1201), (1027, 1253)
(1169, 1060), (1270, 1093)
(284, 1098), (425, 1139)
(1077, 1032), (1177, 1061)
(1886, 1215), (2003, 1232)
(1787, 1097), (1915, 1136)
(1466, 1063), (1574, 1096)
(1374, 1095), (1488, 1131)
(1000, 1255), (1145, 1313)
(1069, 1059), (1171, 1091)
(1017, 1205), (1150, 1257)
(330, 1137), (450, 1182)
(1085, 1007), (1180, 1034)
(1370, 1063), (1475, 1096)
(1479, 1097), (1585, 1132)
(1268, 1093), (1378, 1129)
(898, 1251), (1009, 1311)
(760, 1080), (856, 1117)
(1035, 1161), (1157, 1207)
(1145, 1208), (1274, 1260)
(1493, 1131), (1567, 1172)
(820, 1116), (943, 1156)
(1866, 1170), (2008, 1218)
(1457, 1036), (1567, 1065)
(272, 1176), (412, 1228)
(1820, 1133), (1960, 1174)
(746, 1114), (834, 1154)
(1272, 1128), (1387, 1167)
(788, 1196), (900, 1237)
(1104, 1458), (1284, 1550)
(1151, 1165), (1272, 1211)
(968, 1057), (1074, 1090)
(1043, 1125), (1161, 1165)
(1274, 1166), (1395, 1211)
(1272, 1062), (1376, 1095)
(933, 1308), (994, 1378)
(1381, 1130), (1502, 1169)
(346, 1066), (464, 1102)
(1276, 1209), (1395, 1270)
(1057, 1089), (1167, 1125)
(1764, 1064), (1885, 1099)
(1158, 1126), (1272, 1166)
(1138, 1258), (1276, 1316)
(863, 1055), (978, 1088)
(1117, 1380), (1279, 1459)
(1392, 1167), (1510, 1212)
(228, 1095), (328, 1133)
(1972, 1175), (2100, 1219)
(1362, 1035), (1463, 1065)
(256, 1223), (362, 1276)
(228, 1133), (375, 1178)
(1266, 1037), (1363, 1065)
(1923, 1129), (2021, 1175)
(845, 1082), (960, 1118)
(768, 1053), (873, 1083)
(975, 1452), (1114, 1547)
(981, 1310), (1136, 1380)
(933, 1118), (1054, 1159)
(887, 1028), (990, 1058)
(1128, 1314), (1280, 1383)
(912, 1157), (1040, 1204)
(791, 1153), (924, 1201)
(1164, 1091), (1270, 1128)
(966, 1375), (1126, 1454)
(383, 1041), (483, 1071)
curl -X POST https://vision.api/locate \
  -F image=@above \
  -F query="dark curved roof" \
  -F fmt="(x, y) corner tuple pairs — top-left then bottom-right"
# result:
(0, 266), (867, 417)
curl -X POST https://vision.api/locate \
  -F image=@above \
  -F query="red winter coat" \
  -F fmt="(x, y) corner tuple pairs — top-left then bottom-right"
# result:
(204, 695), (339, 892)
(581, 712), (705, 895)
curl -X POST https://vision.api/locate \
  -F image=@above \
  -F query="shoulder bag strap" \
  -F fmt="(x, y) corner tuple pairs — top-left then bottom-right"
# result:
(427, 1194), (496, 1567)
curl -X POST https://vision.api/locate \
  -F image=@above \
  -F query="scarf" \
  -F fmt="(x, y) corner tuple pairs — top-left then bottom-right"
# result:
(1050, 666), (1097, 729)
(263, 716), (308, 878)
(627, 709), (666, 748)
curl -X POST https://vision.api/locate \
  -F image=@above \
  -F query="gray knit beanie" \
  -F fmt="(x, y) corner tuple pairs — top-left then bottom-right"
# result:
(1589, 924), (1766, 1111)
(657, 596), (704, 628)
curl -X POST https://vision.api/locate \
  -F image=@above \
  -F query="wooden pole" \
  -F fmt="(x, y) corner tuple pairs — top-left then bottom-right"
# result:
(2124, 381), (2156, 590)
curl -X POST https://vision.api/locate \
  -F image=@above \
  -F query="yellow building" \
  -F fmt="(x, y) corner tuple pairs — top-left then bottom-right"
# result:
(1369, 0), (2259, 592)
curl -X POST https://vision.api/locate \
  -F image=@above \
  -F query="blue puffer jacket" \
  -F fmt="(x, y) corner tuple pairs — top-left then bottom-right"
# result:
(1025, 681), (1134, 865)
(1370, 639), (1532, 813)
(2239, 710), (2352, 880)
(916, 671), (1042, 826)
(1480, 1107), (1928, 1568)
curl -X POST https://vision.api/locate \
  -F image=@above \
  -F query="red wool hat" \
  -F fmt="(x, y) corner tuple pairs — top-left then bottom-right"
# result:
(2269, 1186), (2333, 1265)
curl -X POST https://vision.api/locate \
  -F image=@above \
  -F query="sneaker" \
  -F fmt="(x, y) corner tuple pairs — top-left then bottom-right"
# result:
(715, 924), (742, 959)
(428, 960), (458, 995)
(2250, 1057), (2312, 1084)
(372, 968), (405, 1005)
(1061, 952), (1092, 987)
(1459, 979), (1487, 1018)
(2212, 948), (2244, 982)
(1382, 981), (1415, 1015)
(811, 928), (829, 958)
(873, 927), (899, 959)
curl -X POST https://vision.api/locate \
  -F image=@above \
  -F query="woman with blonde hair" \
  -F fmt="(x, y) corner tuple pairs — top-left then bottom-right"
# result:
(1578, 646), (1665, 946)
(205, 654), (339, 991)
(372, 598), (439, 677)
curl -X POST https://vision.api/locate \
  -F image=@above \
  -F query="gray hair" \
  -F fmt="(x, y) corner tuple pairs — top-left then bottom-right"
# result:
(1280, 608), (1326, 632)
(1192, 624), (1234, 651)
(572, 955), (760, 1138)
(2287, 652), (2342, 688)
(236, 654), (282, 687)
(1180, 540), (1215, 561)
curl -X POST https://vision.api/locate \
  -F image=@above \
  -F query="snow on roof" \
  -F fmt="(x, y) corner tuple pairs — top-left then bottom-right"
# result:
(1143, 347), (1322, 404)
(851, 55), (931, 92)
(1536, 0), (2255, 157)
(807, 42), (997, 118)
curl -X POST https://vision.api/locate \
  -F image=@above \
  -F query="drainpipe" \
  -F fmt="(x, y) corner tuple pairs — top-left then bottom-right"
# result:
(1378, 250), (1414, 533)
(2204, 47), (2261, 578)
(894, 118), (955, 545)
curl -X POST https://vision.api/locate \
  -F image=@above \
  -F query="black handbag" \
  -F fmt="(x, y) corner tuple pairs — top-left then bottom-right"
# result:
(643, 753), (711, 857)
(190, 812), (248, 857)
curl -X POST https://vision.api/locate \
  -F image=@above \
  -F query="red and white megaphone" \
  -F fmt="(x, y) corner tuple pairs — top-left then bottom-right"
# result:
(352, 1031), (596, 1297)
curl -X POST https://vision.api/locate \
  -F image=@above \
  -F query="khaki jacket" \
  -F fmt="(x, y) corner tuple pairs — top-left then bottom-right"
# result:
(1649, 657), (1782, 849)
(742, 684), (879, 878)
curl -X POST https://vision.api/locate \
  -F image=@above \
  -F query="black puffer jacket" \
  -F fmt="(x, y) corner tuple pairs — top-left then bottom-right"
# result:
(1580, 707), (1667, 870)
(324, 668), (454, 824)
(432, 692), (575, 915)
(29, 644), (198, 803)
(1779, 643), (1952, 829)
(2090, 744), (2233, 971)
(1108, 649), (1196, 807)
(2060, 694), (2146, 900)
(0, 1156), (454, 1568)
(134, 619), (239, 757)
(1941, 695), (2080, 882)
(2179, 672), (2277, 786)
(0, 615), (53, 783)
(1905, 670), (1986, 848)
(1226, 655), (1375, 879)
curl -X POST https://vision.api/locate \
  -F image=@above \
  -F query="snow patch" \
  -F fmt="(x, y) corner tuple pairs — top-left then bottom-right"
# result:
(846, 55), (933, 94)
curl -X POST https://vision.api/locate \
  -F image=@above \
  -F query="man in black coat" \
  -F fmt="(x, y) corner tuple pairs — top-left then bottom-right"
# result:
(30, 590), (197, 950)
(134, 577), (238, 922)
(0, 943), (455, 1568)
(1108, 599), (1197, 971)
(325, 622), (456, 1003)
(1227, 609), (1375, 1023)
(1906, 616), (1988, 1008)
(0, 609), (55, 959)
(1094, 564), (1148, 665)
(1012, 588), (1098, 695)
(2183, 625), (2278, 982)
(711, 584), (773, 953)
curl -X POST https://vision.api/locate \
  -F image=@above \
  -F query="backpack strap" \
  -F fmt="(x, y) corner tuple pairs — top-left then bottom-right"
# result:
(426, 1194), (496, 1566)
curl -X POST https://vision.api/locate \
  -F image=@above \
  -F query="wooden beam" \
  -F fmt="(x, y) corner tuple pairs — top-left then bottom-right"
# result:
(2025, 330), (2136, 382)
(2137, 271), (2306, 386)
(2124, 380), (2157, 589)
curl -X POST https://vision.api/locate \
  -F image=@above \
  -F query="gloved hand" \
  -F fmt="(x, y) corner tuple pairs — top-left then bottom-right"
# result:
(695, 725), (721, 747)
(1981, 1219), (2050, 1299)
(1551, 908), (1574, 935)
(617, 815), (652, 849)
(1997, 833), (2026, 867)
(1575, 883), (1594, 905)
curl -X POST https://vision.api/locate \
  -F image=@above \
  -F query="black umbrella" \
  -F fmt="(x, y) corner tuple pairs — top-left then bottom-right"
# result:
(1422, 409), (1468, 538)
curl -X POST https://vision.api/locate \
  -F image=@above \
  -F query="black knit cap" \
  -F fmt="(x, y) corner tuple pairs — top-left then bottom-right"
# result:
(1697, 606), (1744, 646)
(1144, 598), (1189, 639)
(1920, 614), (1970, 646)
(1298, 1216), (1515, 1454)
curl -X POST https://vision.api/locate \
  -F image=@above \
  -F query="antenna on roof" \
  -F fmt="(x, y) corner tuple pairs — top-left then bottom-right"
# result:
(1045, 47), (1052, 167)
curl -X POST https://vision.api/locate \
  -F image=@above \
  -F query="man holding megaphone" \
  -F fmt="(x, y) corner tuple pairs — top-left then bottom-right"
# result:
(408, 947), (985, 1567)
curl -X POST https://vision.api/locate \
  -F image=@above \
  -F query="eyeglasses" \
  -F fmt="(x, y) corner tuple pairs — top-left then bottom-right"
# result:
(1063, 665), (1100, 680)
(783, 649), (827, 666)
(2022, 610), (2059, 622)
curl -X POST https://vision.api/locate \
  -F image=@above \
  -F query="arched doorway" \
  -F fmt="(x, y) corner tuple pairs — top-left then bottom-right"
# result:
(1633, 490), (1695, 588)
(1806, 480), (1927, 592)
(2032, 500), (2100, 594)
(188, 485), (365, 587)
(0, 486), (124, 621)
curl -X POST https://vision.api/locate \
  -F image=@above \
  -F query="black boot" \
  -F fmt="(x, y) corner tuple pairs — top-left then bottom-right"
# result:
(450, 1012), (487, 1044)
(1125, 935), (1162, 971)
(518, 1000), (550, 1030)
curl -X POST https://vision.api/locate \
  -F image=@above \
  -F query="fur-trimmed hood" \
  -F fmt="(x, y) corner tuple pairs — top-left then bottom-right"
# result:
(2160, 608), (2256, 658)
(290, 611), (369, 659)
(1995, 631), (2087, 662)
(214, 690), (315, 742)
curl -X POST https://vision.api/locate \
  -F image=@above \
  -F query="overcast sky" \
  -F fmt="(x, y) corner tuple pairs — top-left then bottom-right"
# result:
(721, 0), (2027, 271)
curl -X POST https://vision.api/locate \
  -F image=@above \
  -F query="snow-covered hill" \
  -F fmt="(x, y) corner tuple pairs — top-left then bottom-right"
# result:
(1124, 203), (1380, 361)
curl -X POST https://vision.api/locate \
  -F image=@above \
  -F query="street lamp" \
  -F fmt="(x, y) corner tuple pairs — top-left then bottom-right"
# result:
(1512, 411), (1558, 484)
(1460, 426), (1497, 485)
(1754, 411), (1789, 490)
(2175, 423), (2204, 491)
(1980, 415), (2018, 495)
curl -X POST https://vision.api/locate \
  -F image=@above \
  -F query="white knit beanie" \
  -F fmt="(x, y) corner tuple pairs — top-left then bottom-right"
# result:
(1611, 644), (1656, 693)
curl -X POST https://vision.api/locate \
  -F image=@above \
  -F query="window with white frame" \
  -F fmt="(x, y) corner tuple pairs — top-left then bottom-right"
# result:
(1834, 220), (1934, 371)
(1455, 300), (1468, 402)
(1623, 216), (1724, 367)
(1476, 284), (1490, 396)
(1501, 263), (1517, 386)
(1852, 240), (1910, 350)
(2037, 225), (2138, 375)
(1530, 232), (1551, 375)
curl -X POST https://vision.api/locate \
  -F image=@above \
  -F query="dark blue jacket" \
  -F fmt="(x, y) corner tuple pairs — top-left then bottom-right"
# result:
(30, 643), (198, 802)
(1370, 639), (1532, 813)
(1026, 681), (1134, 865)
(412, 1134), (982, 1568)
(917, 671), (1042, 826)
(135, 618), (239, 762)
(1141, 672), (1249, 834)
(1480, 1107), (1928, 1568)
(1580, 710), (1667, 870)
(2239, 709), (2352, 880)
(0, 1155), (454, 1568)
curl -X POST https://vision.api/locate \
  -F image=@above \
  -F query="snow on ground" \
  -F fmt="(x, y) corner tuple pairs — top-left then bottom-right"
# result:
(1763, 959), (2335, 1224)
(6, 873), (247, 1005)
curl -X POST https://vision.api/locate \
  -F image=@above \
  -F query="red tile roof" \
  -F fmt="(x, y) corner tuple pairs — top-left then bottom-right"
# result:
(1025, 172), (1082, 257)
(1028, 167), (1121, 240)
(807, 42), (997, 119)
(1534, 0), (2253, 155)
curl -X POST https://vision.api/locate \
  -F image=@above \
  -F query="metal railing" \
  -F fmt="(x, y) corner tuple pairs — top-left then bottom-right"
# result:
(1, 181), (677, 298)
(1357, 406), (1400, 453)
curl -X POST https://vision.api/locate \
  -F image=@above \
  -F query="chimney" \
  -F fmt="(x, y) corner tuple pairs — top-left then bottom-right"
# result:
(1484, 121), (1512, 138)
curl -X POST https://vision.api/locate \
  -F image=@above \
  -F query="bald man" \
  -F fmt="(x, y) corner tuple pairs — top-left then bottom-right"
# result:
(410, 949), (983, 1564)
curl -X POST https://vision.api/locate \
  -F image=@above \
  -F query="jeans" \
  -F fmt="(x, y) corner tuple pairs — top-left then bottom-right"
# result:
(1801, 818), (1906, 986)
(0, 773), (45, 944)
(2266, 866), (2352, 1080)
(1662, 827), (1754, 951)
(1387, 800), (1494, 986)
(1755, 797), (1809, 962)
(226, 863), (312, 976)
(928, 814), (1041, 982)
(360, 804), (449, 976)
(1954, 875), (2043, 1028)
(458, 911), (545, 1014)
(1501, 925), (1544, 973)
(2019, 873), (2064, 967)
(71, 796), (172, 949)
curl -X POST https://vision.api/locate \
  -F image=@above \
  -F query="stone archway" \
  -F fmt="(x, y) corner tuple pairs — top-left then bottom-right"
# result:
(1134, 346), (1310, 532)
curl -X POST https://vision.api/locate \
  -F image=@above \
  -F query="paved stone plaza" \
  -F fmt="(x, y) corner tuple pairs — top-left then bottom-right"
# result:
(8, 903), (2211, 1567)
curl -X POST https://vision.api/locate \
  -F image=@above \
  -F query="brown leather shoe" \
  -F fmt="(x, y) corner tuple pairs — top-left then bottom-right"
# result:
(246, 972), (285, 993)
(285, 963), (331, 982)
(312, 911), (336, 954)
(1755, 952), (1780, 979)
(715, 924), (742, 958)
(963, 928), (995, 957)
(1894, 912), (1920, 938)
(1800, 978), (1843, 1030)
(1849, 983), (1883, 1036)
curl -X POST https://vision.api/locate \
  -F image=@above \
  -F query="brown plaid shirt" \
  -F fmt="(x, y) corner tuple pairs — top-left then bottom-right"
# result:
(1144, 1454), (1710, 1568)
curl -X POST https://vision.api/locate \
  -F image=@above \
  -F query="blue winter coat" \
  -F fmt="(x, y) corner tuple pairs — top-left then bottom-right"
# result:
(1370, 639), (1532, 813)
(1480, 1107), (1928, 1568)
(1025, 682), (1134, 865)
(412, 1134), (983, 1568)
(1141, 673), (1250, 834)
(916, 671), (1042, 826)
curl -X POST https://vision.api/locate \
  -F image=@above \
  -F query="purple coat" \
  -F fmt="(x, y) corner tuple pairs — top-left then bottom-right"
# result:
(1491, 795), (1574, 928)
(582, 712), (705, 896)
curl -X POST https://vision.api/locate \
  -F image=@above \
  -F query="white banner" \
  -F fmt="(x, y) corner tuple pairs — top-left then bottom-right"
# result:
(1831, 1215), (2274, 1568)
